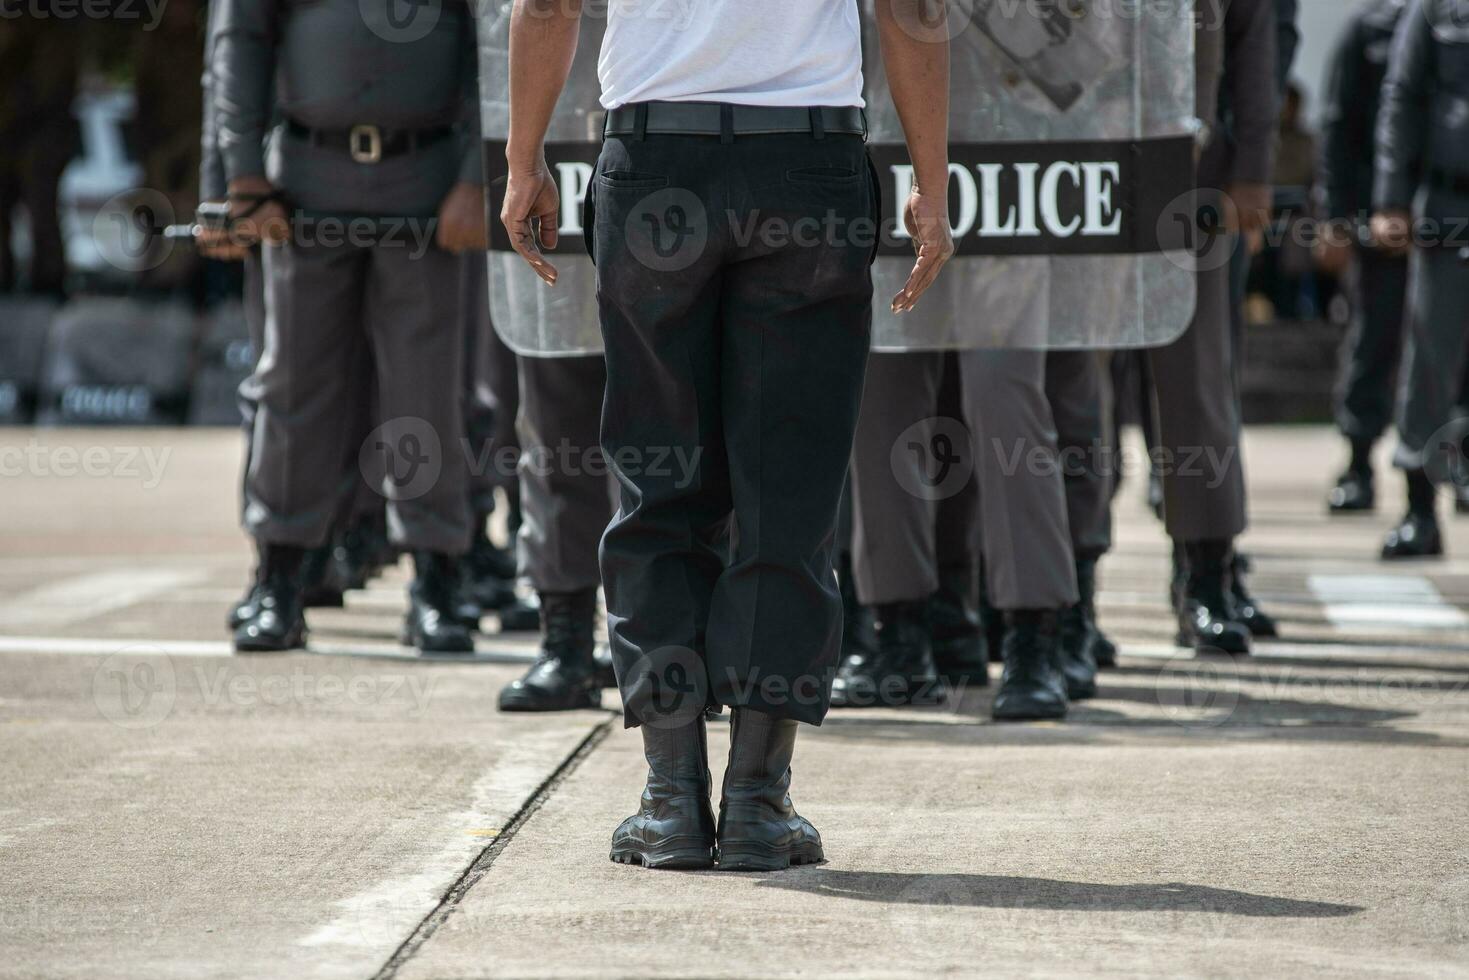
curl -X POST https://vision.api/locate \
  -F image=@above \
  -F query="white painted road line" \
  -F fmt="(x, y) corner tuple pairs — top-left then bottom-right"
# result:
(0, 569), (203, 629)
(1307, 574), (1469, 632)
(0, 635), (535, 663)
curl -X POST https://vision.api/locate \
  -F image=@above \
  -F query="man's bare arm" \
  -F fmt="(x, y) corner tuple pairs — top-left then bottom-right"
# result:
(876, 0), (954, 313)
(503, 0), (583, 284)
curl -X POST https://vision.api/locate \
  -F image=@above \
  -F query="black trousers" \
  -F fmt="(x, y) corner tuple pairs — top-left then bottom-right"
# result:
(1335, 246), (1409, 445)
(593, 127), (877, 728)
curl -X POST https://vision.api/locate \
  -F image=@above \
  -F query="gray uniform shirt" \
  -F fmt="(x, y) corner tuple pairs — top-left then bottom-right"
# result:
(212, 0), (482, 198)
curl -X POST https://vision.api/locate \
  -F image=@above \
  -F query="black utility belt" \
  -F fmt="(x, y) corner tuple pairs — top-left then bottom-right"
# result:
(603, 102), (867, 142)
(284, 118), (454, 163)
(1428, 168), (1469, 196)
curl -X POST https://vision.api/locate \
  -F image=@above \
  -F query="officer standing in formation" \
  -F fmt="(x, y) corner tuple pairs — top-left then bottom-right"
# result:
(503, 0), (953, 871)
(837, 345), (1113, 720)
(1146, 0), (1281, 657)
(214, 0), (487, 652)
(840, 351), (990, 709)
(1319, 0), (1413, 517)
(458, 253), (542, 633)
(493, 345), (616, 710)
(1371, 0), (1469, 558)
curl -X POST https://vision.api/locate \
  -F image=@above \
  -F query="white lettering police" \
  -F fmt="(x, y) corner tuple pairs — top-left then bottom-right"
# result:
(891, 161), (1122, 240)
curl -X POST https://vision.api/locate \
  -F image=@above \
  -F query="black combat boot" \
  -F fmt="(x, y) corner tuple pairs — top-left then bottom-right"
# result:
(1176, 539), (1252, 655)
(461, 514), (518, 611)
(227, 548), (264, 630)
(609, 717), (716, 870)
(233, 544), (308, 653)
(929, 563), (990, 688)
(451, 570), (486, 632)
(1056, 602), (1099, 701)
(716, 708), (824, 871)
(326, 529), (370, 594)
(592, 643), (618, 689)
(495, 594), (542, 632)
(498, 590), (602, 711)
(829, 599), (938, 708)
(299, 543), (347, 608)
(991, 609), (1069, 721)
(1382, 469), (1444, 559)
(1076, 556), (1117, 668)
(1230, 552), (1278, 637)
(1328, 439), (1376, 514)
(402, 552), (475, 654)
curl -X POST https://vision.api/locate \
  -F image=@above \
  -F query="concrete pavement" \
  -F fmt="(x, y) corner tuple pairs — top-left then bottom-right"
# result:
(0, 426), (1466, 978)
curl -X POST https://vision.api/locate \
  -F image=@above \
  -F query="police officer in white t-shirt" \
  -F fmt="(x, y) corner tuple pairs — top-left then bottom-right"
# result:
(503, 0), (954, 871)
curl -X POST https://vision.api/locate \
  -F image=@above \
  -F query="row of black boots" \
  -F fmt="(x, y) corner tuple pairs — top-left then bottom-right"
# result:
(230, 507), (542, 655)
(1330, 443), (1459, 558)
(828, 557), (1115, 722)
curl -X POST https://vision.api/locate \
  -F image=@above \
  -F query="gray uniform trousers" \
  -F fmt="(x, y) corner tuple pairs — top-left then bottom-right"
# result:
(241, 239), (380, 533)
(1394, 195), (1469, 470)
(246, 233), (469, 555)
(849, 351), (979, 605)
(515, 354), (616, 594)
(850, 350), (1078, 611)
(1145, 237), (1249, 543)
(962, 349), (1079, 611)
(461, 253), (520, 515)
(1046, 350), (1113, 561)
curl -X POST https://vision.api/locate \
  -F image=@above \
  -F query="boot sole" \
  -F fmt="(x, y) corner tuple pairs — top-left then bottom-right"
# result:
(498, 688), (601, 712)
(992, 703), (1068, 722)
(830, 677), (941, 709)
(1176, 629), (1251, 656)
(400, 627), (476, 655)
(233, 622), (307, 654)
(609, 840), (715, 871)
(716, 838), (824, 872)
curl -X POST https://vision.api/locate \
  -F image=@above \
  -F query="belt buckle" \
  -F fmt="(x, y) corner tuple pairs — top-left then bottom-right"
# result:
(350, 124), (383, 164)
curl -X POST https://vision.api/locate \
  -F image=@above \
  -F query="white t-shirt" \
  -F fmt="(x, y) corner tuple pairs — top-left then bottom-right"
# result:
(597, 0), (865, 110)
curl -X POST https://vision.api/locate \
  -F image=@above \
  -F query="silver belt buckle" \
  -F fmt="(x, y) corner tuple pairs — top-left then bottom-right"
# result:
(350, 124), (383, 164)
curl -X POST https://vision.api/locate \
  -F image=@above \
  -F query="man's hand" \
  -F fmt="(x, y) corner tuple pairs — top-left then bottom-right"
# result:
(893, 185), (954, 314)
(1371, 209), (1413, 255)
(227, 176), (290, 247)
(875, 0), (951, 312)
(436, 181), (490, 253)
(499, 158), (561, 285)
(196, 199), (248, 261)
(502, 0), (583, 283)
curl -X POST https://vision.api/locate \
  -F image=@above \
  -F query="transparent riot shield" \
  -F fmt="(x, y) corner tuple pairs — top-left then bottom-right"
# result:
(481, 0), (1199, 354)
(863, 0), (1199, 350)
(480, 3), (605, 356)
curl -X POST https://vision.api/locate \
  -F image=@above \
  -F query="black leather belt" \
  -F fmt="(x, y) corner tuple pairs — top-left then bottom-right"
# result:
(284, 117), (454, 164)
(604, 101), (867, 141)
(1429, 168), (1469, 196)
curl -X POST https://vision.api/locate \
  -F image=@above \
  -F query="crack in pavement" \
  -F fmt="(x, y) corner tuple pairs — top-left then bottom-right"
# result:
(370, 718), (615, 980)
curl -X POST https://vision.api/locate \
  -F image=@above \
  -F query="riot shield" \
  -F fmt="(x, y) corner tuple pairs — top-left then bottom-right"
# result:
(479, 4), (605, 357)
(481, 0), (1198, 354)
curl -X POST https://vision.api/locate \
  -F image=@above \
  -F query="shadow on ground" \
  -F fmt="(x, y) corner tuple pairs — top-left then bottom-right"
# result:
(755, 870), (1364, 918)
